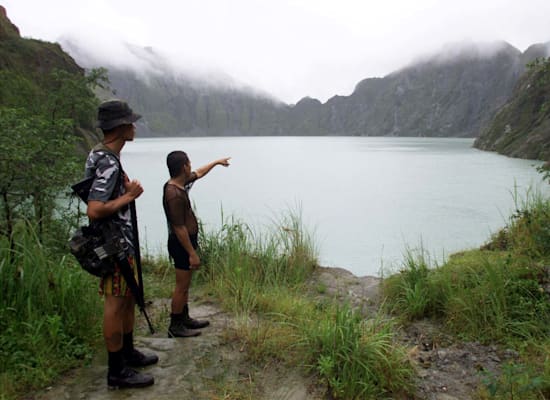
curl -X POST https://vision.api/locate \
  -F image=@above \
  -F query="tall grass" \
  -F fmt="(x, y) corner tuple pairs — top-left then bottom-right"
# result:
(300, 306), (414, 399)
(196, 211), (415, 399)
(382, 248), (434, 320)
(197, 212), (317, 314)
(0, 222), (101, 399)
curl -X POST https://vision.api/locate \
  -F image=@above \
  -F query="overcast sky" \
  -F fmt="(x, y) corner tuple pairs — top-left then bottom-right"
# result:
(3, 0), (550, 103)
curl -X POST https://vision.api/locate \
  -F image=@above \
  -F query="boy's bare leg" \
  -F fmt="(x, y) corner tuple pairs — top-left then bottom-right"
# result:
(171, 269), (193, 314)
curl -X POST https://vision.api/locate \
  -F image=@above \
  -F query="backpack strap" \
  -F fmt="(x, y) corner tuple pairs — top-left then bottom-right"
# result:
(91, 143), (125, 201)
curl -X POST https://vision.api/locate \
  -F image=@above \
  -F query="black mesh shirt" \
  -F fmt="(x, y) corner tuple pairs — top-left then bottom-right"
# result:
(162, 173), (199, 236)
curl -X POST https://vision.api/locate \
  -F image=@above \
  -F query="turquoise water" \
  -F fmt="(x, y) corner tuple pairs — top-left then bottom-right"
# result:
(122, 137), (546, 276)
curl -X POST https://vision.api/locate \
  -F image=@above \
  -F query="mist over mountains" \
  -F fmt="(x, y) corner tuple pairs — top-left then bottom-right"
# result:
(61, 37), (550, 138)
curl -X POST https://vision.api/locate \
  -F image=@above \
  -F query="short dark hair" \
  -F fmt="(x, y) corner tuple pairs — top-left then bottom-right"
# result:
(166, 151), (189, 178)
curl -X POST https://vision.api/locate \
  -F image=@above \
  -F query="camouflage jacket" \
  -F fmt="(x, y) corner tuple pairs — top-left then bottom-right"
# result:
(84, 144), (134, 255)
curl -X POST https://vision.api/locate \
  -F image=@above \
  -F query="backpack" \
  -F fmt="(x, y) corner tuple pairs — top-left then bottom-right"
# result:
(68, 220), (126, 277)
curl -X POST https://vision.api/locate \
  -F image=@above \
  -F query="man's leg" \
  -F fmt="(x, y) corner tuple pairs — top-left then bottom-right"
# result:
(104, 291), (154, 389)
(120, 295), (135, 357)
(104, 294), (125, 353)
(122, 295), (135, 334)
(119, 287), (158, 368)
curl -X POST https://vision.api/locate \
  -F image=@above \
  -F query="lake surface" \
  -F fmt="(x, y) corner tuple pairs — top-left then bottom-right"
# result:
(122, 137), (545, 277)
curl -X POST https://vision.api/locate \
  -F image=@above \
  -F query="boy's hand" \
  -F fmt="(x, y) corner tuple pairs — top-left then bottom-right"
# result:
(189, 252), (201, 269)
(218, 157), (231, 167)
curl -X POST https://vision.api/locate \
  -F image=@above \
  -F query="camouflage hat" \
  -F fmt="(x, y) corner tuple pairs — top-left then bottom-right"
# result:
(97, 99), (141, 130)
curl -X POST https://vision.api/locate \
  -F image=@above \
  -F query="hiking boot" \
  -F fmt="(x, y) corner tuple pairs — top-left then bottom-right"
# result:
(181, 304), (210, 329)
(107, 367), (154, 389)
(124, 348), (159, 368)
(168, 313), (201, 338)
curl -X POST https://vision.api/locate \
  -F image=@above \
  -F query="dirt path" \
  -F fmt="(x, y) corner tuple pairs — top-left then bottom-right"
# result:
(32, 301), (321, 400)
(31, 266), (518, 400)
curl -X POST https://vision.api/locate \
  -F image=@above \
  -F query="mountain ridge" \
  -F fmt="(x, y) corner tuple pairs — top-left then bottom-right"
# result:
(3, 4), (549, 146)
(60, 35), (549, 138)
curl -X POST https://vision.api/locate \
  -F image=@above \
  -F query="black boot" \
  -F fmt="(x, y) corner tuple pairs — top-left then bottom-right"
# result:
(122, 332), (159, 367)
(107, 349), (154, 389)
(124, 348), (159, 368)
(108, 367), (155, 389)
(167, 313), (201, 338)
(181, 304), (210, 329)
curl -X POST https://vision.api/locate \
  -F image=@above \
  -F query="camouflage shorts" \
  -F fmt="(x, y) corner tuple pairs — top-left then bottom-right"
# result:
(99, 256), (138, 297)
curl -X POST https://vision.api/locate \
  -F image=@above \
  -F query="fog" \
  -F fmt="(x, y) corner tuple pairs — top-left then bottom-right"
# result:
(3, 0), (550, 103)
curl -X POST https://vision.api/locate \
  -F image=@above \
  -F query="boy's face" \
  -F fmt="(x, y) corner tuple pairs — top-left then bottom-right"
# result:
(183, 160), (191, 177)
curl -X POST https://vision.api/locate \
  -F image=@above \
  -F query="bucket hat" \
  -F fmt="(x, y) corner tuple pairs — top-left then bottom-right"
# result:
(97, 99), (141, 130)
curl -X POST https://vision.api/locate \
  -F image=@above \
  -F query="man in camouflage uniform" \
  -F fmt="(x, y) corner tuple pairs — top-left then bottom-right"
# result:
(85, 99), (157, 389)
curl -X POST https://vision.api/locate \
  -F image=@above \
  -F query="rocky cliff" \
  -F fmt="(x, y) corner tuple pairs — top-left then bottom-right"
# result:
(63, 38), (548, 138)
(315, 42), (523, 137)
(474, 51), (550, 160)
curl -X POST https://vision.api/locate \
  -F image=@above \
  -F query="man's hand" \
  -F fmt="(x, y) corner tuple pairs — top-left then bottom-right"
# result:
(189, 252), (201, 270)
(87, 179), (143, 220)
(125, 179), (144, 200)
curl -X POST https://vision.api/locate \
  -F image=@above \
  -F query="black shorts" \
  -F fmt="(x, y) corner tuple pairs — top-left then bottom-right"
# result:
(168, 233), (198, 270)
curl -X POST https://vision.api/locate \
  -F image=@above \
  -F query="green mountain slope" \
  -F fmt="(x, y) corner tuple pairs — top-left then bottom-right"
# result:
(473, 54), (550, 160)
(0, 6), (100, 148)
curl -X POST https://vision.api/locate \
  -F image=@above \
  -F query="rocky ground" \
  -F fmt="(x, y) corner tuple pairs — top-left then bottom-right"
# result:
(311, 267), (520, 400)
(30, 266), (518, 400)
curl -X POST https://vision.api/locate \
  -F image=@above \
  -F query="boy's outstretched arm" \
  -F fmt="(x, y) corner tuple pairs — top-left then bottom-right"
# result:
(194, 157), (231, 179)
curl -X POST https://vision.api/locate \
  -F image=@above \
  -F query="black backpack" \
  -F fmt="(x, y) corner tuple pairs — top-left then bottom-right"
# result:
(68, 220), (126, 277)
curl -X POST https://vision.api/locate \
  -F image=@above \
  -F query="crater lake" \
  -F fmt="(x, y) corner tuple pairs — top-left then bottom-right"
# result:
(122, 137), (546, 277)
